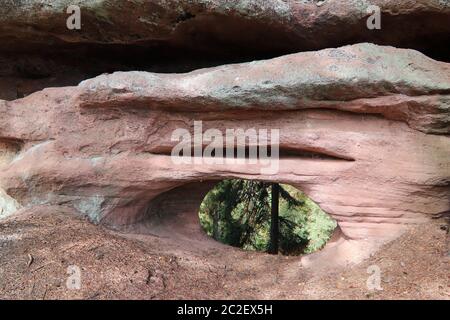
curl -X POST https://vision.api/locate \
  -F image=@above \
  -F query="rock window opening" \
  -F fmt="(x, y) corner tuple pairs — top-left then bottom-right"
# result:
(198, 179), (337, 256)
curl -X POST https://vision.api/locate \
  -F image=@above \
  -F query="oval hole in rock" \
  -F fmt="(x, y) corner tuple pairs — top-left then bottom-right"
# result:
(198, 179), (337, 256)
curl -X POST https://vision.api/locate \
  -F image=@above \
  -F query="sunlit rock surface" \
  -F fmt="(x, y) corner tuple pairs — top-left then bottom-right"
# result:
(0, 43), (449, 243)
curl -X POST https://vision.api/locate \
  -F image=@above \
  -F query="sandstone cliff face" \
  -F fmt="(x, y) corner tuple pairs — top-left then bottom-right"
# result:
(0, 43), (449, 241)
(1, 0), (449, 55)
(1, 0), (450, 100)
(0, 1), (449, 256)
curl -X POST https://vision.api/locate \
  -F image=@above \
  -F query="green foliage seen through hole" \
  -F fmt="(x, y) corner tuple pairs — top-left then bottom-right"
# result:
(199, 179), (337, 255)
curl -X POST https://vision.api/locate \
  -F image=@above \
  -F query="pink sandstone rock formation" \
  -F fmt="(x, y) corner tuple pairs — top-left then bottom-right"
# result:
(0, 43), (449, 258)
(1, 0), (450, 100)
(1, 0), (449, 54)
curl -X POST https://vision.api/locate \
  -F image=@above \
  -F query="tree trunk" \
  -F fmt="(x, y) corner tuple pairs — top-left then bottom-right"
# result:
(268, 183), (279, 254)
(212, 210), (219, 240)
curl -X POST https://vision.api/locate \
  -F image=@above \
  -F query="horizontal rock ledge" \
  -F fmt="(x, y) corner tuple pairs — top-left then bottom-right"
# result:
(73, 43), (449, 134)
(0, 43), (448, 246)
(1, 0), (449, 61)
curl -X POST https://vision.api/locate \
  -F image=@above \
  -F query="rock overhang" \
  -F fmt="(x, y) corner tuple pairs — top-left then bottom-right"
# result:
(0, 2), (449, 262)
(0, 43), (448, 244)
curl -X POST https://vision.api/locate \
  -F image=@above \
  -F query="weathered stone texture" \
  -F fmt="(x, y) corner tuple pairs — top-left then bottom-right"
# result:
(0, 43), (449, 242)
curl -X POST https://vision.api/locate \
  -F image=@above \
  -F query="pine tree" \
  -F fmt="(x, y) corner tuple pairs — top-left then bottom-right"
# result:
(268, 183), (279, 254)
(201, 179), (306, 254)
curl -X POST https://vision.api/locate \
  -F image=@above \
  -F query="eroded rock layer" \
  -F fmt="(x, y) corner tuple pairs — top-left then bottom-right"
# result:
(1, 0), (450, 100)
(1, 0), (450, 55)
(0, 43), (449, 242)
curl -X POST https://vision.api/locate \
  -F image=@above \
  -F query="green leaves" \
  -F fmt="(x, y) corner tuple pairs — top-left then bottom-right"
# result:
(198, 180), (337, 255)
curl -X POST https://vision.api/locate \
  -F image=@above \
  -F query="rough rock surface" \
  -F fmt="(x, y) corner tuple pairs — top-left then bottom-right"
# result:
(1, 0), (449, 56)
(0, 43), (449, 255)
(0, 207), (448, 299)
(1, 0), (450, 101)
